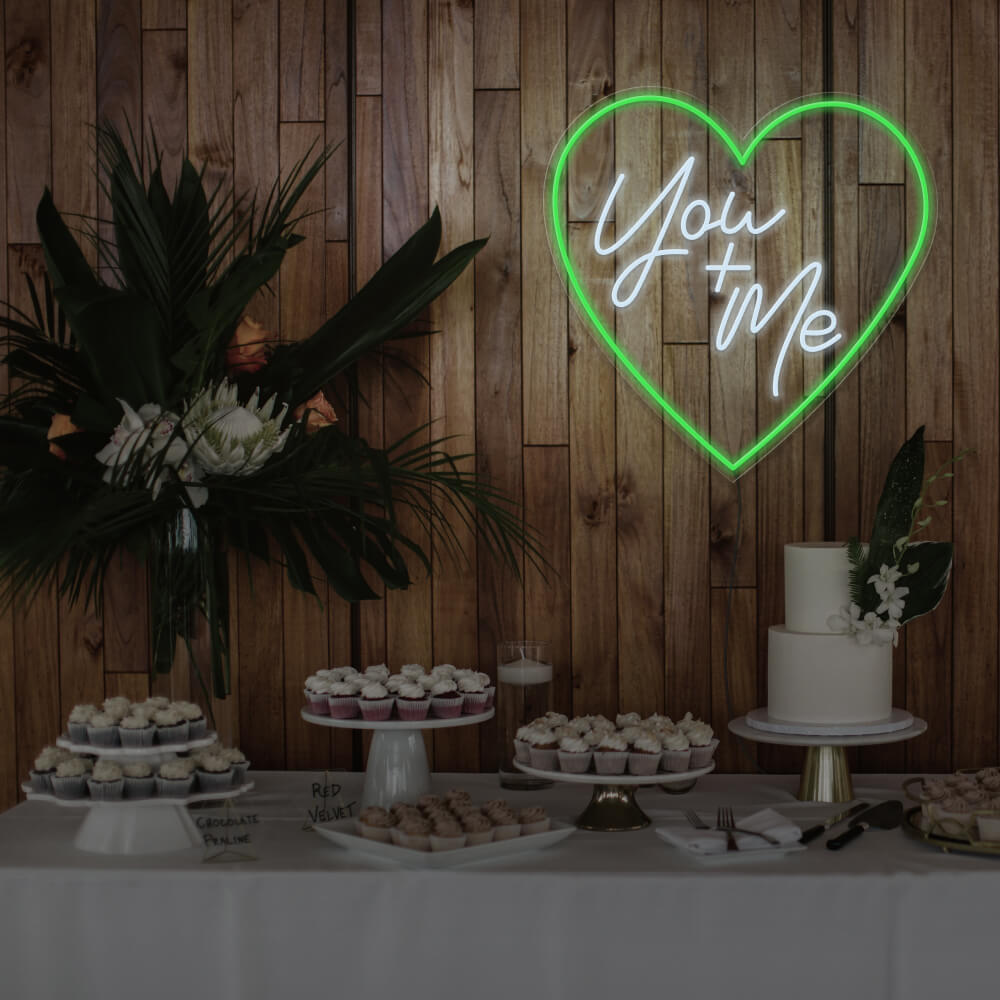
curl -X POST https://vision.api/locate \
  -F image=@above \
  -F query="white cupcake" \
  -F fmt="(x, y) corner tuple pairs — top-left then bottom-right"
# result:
(304, 676), (332, 715)
(86, 712), (120, 747)
(153, 707), (189, 745)
(155, 759), (196, 797)
(686, 721), (718, 767)
(430, 663), (457, 679)
(358, 681), (394, 721)
(458, 674), (489, 714)
(513, 725), (534, 763)
(102, 697), (132, 722)
(363, 663), (391, 683)
(221, 747), (250, 784)
(67, 704), (98, 743)
(660, 728), (692, 772)
(429, 678), (464, 719)
(122, 761), (155, 798)
(87, 760), (124, 801)
(628, 733), (662, 775)
(195, 753), (235, 793)
(174, 701), (207, 740)
(400, 663), (425, 679)
(593, 732), (629, 775)
(50, 757), (89, 798)
(327, 680), (360, 719)
(119, 712), (156, 748)
(385, 674), (407, 694)
(557, 735), (593, 773)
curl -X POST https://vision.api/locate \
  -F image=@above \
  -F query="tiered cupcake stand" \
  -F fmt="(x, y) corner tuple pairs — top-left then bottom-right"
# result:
(301, 708), (494, 809)
(514, 760), (715, 831)
(23, 733), (254, 855)
(729, 710), (927, 803)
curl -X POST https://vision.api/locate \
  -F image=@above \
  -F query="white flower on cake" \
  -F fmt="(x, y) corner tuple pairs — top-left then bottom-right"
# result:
(96, 399), (208, 507)
(183, 379), (290, 476)
(827, 602), (900, 647)
(867, 563), (909, 620)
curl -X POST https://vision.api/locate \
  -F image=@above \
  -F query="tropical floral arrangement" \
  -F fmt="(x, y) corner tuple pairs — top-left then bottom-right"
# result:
(827, 426), (966, 646)
(0, 125), (532, 698)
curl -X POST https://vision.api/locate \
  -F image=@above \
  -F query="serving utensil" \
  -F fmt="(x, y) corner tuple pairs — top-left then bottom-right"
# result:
(826, 800), (903, 850)
(800, 801), (870, 844)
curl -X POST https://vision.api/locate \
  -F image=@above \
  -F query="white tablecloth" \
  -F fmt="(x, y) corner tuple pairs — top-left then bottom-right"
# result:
(1, 771), (998, 1000)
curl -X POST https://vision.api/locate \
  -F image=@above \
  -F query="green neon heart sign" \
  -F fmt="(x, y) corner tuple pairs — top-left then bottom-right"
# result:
(547, 93), (933, 477)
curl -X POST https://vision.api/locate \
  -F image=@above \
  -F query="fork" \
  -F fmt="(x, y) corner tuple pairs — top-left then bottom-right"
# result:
(715, 805), (781, 846)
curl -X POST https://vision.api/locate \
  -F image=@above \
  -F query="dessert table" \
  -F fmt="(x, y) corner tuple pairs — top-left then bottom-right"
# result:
(0, 771), (997, 1000)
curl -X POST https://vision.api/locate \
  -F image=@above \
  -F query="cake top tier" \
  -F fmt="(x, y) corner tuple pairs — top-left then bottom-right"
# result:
(784, 542), (851, 634)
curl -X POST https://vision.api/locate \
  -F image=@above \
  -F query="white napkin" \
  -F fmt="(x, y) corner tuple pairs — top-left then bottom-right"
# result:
(658, 808), (802, 855)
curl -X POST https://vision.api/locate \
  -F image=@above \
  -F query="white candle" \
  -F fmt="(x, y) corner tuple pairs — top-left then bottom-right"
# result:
(497, 657), (553, 686)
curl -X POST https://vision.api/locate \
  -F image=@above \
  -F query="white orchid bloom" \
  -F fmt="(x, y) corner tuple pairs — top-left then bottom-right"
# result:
(877, 585), (908, 620)
(827, 603), (862, 634)
(867, 563), (903, 600)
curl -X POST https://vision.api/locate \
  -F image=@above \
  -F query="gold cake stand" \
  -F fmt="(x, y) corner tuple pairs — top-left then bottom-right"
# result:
(728, 714), (927, 803)
(514, 760), (715, 831)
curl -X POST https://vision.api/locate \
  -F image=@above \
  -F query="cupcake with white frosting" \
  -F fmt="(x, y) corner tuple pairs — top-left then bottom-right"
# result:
(686, 720), (718, 768)
(593, 731), (629, 775)
(628, 732), (662, 776)
(396, 681), (431, 722)
(327, 680), (360, 719)
(195, 753), (234, 793)
(86, 712), (120, 748)
(489, 807), (521, 841)
(221, 747), (250, 784)
(660, 728), (691, 772)
(431, 663), (457, 680)
(429, 817), (467, 851)
(358, 681), (394, 721)
(458, 674), (489, 714)
(30, 747), (70, 792)
(87, 760), (124, 801)
(557, 735), (593, 773)
(122, 761), (155, 798)
(155, 759), (196, 797)
(385, 673), (407, 694)
(153, 707), (189, 745)
(526, 726), (559, 770)
(304, 675), (332, 715)
(429, 678), (464, 719)
(519, 806), (550, 835)
(102, 697), (132, 722)
(67, 704), (98, 743)
(616, 712), (641, 729)
(174, 701), (207, 740)
(363, 663), (391, 683)
(513, 725), (534, 763)
(119, 712), (156, 748)
(50, 757), (89, 798)
(462, 812), (495, 846)
(358, 806), (396, 842)
(393, 815), (432, 850)
(399, 663), (425, 680)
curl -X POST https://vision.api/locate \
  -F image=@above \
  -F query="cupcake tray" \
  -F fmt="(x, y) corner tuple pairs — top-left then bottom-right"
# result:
(902, 806), (1000, 858)
(314, 817), (575, 868)
(55, 732), (219, 759)
(301, 707), (495, 810)
(22, 781), (254, 856)
(514, 761), (715, 832)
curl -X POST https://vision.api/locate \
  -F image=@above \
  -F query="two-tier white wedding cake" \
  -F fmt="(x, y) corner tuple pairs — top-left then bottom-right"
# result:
(766, 542), (892, 725)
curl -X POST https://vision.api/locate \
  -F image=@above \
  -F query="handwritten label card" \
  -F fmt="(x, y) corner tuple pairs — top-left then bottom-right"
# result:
(305, 775), (357, 828)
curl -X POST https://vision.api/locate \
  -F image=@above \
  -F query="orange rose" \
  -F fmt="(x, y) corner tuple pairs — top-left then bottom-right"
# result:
(292, 390), (338, 434)
(225, 316), (276, 375)
(47, 412), (80, 459)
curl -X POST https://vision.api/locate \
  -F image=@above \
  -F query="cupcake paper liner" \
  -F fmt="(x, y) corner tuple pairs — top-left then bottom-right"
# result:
(187, 718), (208, 741)
(484, 686), (496, 710)
(688, 738), (719, 769)
(156, 721), (190, 745)
(359, 823), (393, 843)
(463, 829), (495, 846)
(430, 695), (464, 719)
(461, 691), (489, 715)
(231, 761), (251, 785)
(304, 691), (331, 715)
(593, 750), (629, 775)
(395, 829), (431, 851)
(557, 749), (593, 774)
(627, 752), (661, 776)
(29, 770), (53, 793)
(86, 778), (124, 801)
(67, 722), (90, 744)
(327, 695), (360, 719)
(119, 726), (156, 748)
(661, 748), (692, 773)
(50, 775), (87, 799)
(358, 697), (395, 721)
(196, 769), (235, 794)
(396, 698), (431, 722)
(520, 818), (551, 835)
(124, 776), (156, 799)
(430, 833), (467, 851)
(491, 822), (522, 841)
(86, 726), (120, 747)
(513, 739), (532, 764)
(529, 746), (559, 770)
(155, 775), (195, 798)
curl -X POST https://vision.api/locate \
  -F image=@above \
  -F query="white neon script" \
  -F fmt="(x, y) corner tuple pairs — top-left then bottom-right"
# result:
(593, 156), (843, 397)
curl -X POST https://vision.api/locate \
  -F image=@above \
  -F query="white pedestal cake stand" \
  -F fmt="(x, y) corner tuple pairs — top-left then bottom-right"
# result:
(729, 713), (928, 803)
(23, 782), (254, 855)
(300, 708), (494, 809)
(514, 760), (716, 831)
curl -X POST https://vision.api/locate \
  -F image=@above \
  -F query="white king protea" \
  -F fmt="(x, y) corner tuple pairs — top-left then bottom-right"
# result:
(184, 379), (290, 476)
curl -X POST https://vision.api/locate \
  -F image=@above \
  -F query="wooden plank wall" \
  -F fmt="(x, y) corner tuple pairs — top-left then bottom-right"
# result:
(1, 0), (998, 809)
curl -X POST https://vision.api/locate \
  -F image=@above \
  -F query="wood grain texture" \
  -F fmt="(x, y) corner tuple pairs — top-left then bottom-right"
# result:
(754, 0), (801, 139)
(5, 0), (51, 243)
(474, 88), (522, 769)
(568, 223), (617, 717)
(429, 0), (478, 772)
(280, 0), (324, 121)
(712, 587), (757, 773)
(951, 0), (999, 770)
(97, 0), (142, 138)
(474, 0), (518, 89)
(355, 0), (382, 95)
(142, 0), (186, 30)
(142, 29), (186, 193)
(858, 0), (903, 183)
(325, 0), (350, 240)
(521, 0), (567, 444)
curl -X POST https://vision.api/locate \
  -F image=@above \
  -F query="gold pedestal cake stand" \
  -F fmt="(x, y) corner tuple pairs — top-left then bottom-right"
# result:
(514, 760), (715, 831)
(728, 713), (927, 802)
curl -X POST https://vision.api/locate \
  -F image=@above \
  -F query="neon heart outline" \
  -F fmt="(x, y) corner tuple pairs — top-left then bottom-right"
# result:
(547, 94), (933, 477)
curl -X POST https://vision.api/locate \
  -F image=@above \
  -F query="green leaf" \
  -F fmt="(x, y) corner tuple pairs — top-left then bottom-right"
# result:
(897, 540), (953, 624)
(868, 426), (925, 569)
(35, 189), (100, 294)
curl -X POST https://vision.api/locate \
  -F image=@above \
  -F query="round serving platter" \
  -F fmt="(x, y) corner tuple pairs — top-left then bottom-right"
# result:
(300, 710), (493, 731)
(514, 760), (715, 832)
(902, 806), (1000, 858)
(744, 707), (914, 737)
(22, 780), (254, 809)
(55, 732), (218, 759)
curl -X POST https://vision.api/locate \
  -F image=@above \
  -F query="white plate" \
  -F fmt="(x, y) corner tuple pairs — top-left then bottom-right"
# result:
(729, 715), (928, 748)
(313, 817), (575, 867)
(513, 760), (715, 786)
(745, 707), (914, 737)
(55, 732), (219, 757)
(654, 822), (807, 866)
(22, 781), (255, 808)
(301, 708), (494, 731)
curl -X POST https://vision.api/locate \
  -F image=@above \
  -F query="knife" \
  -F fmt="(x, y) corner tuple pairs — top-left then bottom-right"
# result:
(799, 801), (870, 844)
(826, 800), (903, 850)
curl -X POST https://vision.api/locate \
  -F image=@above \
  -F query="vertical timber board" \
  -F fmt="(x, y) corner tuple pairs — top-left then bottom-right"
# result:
(280, 122), (331, 770)
(233, 0), (279, 328)
(755, 140), (803, 774)
(661, 0), (709, 345)
(707, 0), (756, 589)
(97, 0), (142, 283)
(325, 0), (350, 240)
(904, 0), (952, 441)
(521, 0), (567, 445)
(382, 0), (432, 762)
(0, 10), (8, 810)
(755, 0), (802, 140)
(354, 96), (385, 673)
(566, 0), (613, 223)
(568, 223), (617, 717)
(905, 441), (954, 772)
(858, 0), (904, 183)
(5, 0), (51, 243)
(832, 0), (860, 542)
(473, 0), (518, 89)
(51, 0), (97, 254)
(799, 0), (826, 540)
(142, 0), (186, 29)
(952, 0), (999, 769)
(663, 345), (711, 720)
(355, 0), (381, 95)
(614, 0), (664, 716)
(524, 447), (572, 719)
(711, 587), (757, 772)
(429, 0), (477, 772)
(187, 0), (233, 204)
(141, 29), (187, 193)
(280, 0), (325, 122)
(105, 671), (149, 705)
(474, 89), (523, 769)
(857, 184), (907, 773)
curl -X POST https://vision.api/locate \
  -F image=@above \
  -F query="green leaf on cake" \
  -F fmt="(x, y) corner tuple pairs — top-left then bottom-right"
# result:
(896, 540), (953, 624)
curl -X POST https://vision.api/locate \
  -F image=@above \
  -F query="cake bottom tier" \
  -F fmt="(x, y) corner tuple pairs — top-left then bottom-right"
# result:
(766, 625), (893, 725)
